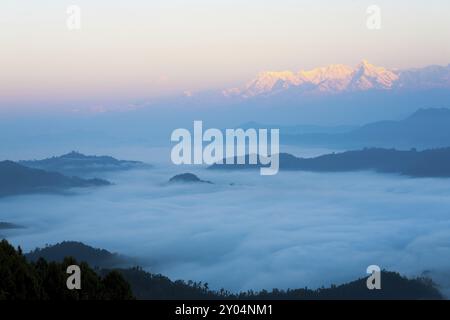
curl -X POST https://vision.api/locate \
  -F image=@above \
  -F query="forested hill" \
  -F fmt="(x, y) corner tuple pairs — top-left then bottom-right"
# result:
(210, 148), (450, 178)
(0, 239), (133, 300)
(20, 151), (150, 175)
(0, 240), (443, 300)
(26, 241), (129, 268)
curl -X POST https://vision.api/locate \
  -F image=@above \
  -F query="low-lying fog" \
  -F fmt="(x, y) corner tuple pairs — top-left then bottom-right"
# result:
(2, 147), (450, 295)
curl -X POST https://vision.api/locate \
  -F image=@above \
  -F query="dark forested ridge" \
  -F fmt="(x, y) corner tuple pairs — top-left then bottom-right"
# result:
(0, 239), (133, 300)
(0, 240), (442, 300)
(0, 160), (110, 197)
(210, 147), (450, 178)
(20, 151), (150, 176)
(26, 241), (131, 269)
(108, 267), (443, 300)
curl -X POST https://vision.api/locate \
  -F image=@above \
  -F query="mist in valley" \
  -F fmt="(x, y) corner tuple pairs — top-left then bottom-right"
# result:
(2, 150), (450, 295)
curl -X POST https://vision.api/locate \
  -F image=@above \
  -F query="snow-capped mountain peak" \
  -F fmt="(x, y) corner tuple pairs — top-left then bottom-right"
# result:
(348, 60), (399, 90)
(223, 60), (448, 98)
(238, 71), (302, 97)
(299, 64), (353, 83)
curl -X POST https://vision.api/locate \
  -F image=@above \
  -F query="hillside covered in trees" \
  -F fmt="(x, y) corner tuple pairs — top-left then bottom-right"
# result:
(0, 240), (443, 300)
(0, 240), (133, 300)
(26, 241), (130, 269)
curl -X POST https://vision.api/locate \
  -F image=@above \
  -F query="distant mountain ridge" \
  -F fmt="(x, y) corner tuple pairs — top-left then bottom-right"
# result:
(224, 61), (450, 98)
(283, 108), (450, 149)
(0, 161), (110, 197)
(20, 151), (150, 176)
(210, 147), (450, 178)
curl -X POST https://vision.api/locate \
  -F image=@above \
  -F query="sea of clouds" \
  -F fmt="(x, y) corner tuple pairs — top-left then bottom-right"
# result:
(2, 149), (450, 295)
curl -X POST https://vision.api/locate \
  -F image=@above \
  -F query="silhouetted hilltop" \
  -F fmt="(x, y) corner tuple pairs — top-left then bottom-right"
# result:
(284, 108), (450, 149)
(0, 239), (442, 300)
(20, 151), (150, 175)
(111, 268), (442, 300)
(0, 240), (133, 300)
(105, 267), (222, 300)
(0, 160), (110, 197)
(210, 147), (450, 178)
(237, 271), (442, 300)
(169, 173), (212, 184)
(26, 241), (130, 269)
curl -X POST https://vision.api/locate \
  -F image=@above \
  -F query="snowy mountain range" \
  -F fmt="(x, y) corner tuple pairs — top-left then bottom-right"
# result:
(223, 60), (450, 98)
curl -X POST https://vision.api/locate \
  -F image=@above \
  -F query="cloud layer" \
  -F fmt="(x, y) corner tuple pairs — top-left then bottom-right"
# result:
(2, 164), (450, 293)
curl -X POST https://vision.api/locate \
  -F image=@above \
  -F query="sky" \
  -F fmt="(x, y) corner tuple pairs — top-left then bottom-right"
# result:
(1, 0), (450, 110)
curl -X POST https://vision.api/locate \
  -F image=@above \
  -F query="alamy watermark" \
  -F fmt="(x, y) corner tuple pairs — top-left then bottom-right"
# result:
(366, 5), (381, 30)
(366, 265), (381, 290)
(66, 265), (81, 290)
(66, 5), (81, 30)
(171, 121), (280, 175)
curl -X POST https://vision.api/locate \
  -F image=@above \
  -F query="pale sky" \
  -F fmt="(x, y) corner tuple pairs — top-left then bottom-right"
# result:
(1, 0), (450, 110)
